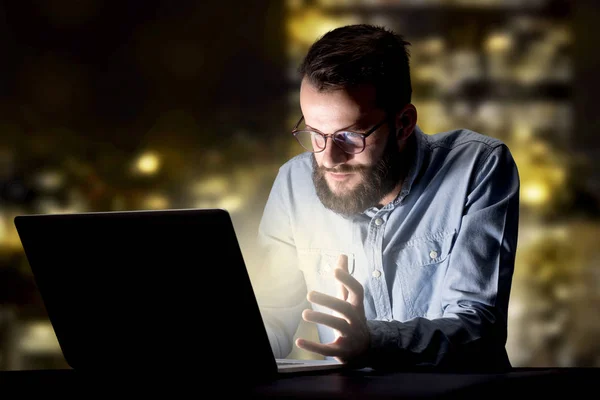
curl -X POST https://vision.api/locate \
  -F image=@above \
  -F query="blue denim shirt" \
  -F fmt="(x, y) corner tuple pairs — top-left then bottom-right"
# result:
(254, 126), (520, 369)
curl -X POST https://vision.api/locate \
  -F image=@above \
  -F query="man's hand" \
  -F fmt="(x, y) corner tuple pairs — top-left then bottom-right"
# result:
(295, 254), (370, 364)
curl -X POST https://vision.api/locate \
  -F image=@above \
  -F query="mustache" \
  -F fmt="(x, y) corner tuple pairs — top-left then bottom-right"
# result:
(318, 165), (367, 173)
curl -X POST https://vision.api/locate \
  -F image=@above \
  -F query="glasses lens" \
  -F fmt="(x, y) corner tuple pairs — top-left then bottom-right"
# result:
(333, 132), (364, 154)
(295, 131), (325, 152)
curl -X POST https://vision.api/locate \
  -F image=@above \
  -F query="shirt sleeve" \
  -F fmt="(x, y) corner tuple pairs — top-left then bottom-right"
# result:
(253, 167), (309, 359)
(366, 143), (520, 371)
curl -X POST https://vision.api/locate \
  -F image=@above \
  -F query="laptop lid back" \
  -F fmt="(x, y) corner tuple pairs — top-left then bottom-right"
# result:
(14, 208), (278, 378)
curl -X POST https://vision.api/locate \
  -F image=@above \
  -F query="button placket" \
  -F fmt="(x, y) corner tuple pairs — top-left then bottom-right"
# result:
(372, 218), (384, 279)
(367, 212), (392, 320)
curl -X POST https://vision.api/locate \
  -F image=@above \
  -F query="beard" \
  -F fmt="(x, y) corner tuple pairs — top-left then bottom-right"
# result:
(312, 132), (410, 217)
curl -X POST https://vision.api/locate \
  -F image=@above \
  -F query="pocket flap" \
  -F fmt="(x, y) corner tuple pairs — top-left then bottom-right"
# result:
(396, 230), (456, 268)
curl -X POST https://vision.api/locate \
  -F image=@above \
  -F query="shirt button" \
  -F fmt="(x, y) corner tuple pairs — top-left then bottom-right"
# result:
(372, 270), (381, 278)
(429, 250), (438, 259)
(374, 218), (383, 226)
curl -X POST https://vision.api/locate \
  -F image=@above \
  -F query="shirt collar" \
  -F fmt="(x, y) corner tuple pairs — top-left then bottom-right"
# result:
(390, 124), (428, 206)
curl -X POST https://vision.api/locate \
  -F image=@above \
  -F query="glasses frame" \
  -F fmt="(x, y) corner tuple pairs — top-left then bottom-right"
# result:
(291, 115), (388, 155)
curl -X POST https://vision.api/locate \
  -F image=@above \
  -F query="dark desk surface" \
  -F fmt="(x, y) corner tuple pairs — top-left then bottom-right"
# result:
(0, 367), (597, 398)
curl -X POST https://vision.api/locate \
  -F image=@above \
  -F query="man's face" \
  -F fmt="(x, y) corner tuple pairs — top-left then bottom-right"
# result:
(299, 79), (406, 216)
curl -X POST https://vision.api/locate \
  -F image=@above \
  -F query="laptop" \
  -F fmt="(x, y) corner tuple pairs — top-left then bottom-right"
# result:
(13, 208), (344, 380)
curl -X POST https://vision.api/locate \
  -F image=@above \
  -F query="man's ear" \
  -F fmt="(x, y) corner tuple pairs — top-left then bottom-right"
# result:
(395, 104), (417, 141)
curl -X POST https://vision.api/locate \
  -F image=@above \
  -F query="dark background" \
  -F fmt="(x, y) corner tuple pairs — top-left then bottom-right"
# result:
(1, 0), (599, 371)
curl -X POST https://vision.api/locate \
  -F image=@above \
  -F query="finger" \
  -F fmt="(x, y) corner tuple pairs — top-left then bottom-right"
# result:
(333, 267), (364, 304)
(336, 254), (349, 300)
(302, 309), (350, 334)
(307, 291), (355, 319)
(295, 338), (342, 358)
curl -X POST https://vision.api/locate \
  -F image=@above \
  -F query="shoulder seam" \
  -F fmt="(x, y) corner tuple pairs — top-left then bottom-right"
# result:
(472, 142), (506, 175)
(430, 137), (503, 152)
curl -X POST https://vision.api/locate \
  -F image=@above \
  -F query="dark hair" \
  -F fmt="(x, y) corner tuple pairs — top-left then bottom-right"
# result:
(299, 24), (412, 113)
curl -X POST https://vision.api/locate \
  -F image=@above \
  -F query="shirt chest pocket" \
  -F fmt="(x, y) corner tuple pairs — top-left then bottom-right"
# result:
(393, 230), (456, 318)
(297, 248), (355, 298)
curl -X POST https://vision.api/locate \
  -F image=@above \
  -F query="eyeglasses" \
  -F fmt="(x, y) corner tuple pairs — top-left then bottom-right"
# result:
(291, 115), (388, 155)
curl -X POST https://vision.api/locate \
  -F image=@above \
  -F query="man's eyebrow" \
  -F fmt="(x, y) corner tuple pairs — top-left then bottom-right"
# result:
(304, 122), (364, 133)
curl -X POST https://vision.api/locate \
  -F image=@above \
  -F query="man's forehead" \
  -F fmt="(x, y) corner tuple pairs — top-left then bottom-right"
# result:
(299, 82), (379, 129)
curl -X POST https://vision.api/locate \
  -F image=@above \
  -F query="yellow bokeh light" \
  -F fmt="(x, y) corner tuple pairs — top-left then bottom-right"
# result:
(0, 214), (8, 245)
(143, 194), (170, 210)
(549, 167), (566, 185)
(218, 195), (244, 213)
(287, 7), (358, 49)
(194, 200), (214, 210)
(422, 37), (445, 54)
(522, 181), (551, 207)
(513, 123), (533, 142)
(135, 152), (161, 175)
(486, 33), (512, 53)
(35, 170), (65, 190)
(192, 176), (229, 196)
(530, 140), (550, 157)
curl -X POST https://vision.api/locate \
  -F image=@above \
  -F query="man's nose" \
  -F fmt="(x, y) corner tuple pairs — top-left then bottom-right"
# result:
(320, 138), (348, 169)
